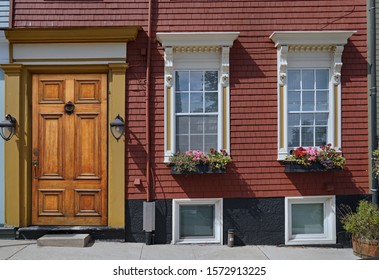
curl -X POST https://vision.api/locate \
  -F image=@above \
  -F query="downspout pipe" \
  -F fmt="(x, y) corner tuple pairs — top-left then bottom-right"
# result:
(369, 0), (378, 206)
(144, 0), (154, 245)
(146, 0), (152, 203)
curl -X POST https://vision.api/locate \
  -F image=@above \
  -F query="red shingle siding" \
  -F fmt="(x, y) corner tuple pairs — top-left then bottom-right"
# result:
(12, 0), (369, 199)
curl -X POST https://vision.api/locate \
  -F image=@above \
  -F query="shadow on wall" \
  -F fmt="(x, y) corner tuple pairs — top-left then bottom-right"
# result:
(284, 168), (367, 197)
(285, 166), (369, 247)
(169, 163), (250, 197)
(341, 40), (367, 85)
(126, 129), (147, 194)
(230, 40), (266, 83)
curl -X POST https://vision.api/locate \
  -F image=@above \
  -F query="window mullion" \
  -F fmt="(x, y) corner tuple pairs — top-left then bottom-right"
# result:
(188, 117), (191, 151)
(175, 69), (219, 152)
(202, 70), (205, 152)
(313, 70), (317, 146)
(299, 70), (303, 147)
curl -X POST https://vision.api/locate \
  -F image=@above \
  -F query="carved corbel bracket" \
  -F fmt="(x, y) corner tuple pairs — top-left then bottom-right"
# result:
(221, 46), (230, 87)
(278, 45), (288, 86)
(165, 47), (174, 88)
(333, 45), (344, 85)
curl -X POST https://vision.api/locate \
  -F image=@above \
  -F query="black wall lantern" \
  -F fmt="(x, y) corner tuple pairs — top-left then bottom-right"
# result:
(110, 114), (125, 141)
(0, 114), (17, 141)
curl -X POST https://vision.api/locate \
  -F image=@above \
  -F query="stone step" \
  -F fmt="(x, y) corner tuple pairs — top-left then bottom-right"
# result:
(37, 234), (92, 247)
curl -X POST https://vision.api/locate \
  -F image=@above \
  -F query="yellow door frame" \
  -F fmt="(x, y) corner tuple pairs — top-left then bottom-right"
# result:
(0, 27), (139, 228)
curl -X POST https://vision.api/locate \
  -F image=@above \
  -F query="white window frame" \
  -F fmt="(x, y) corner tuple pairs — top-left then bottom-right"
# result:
(286, 64), (332, 150)
(172, 198), (223, 244)
(174, 69), (220, 152)
(156, 32), (239, 162)
(285, 195), (336, 245)
(270, 31), (355, 160)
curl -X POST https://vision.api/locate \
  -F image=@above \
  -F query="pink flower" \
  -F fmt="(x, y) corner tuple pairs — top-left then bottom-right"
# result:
(305, 147), (318, 157)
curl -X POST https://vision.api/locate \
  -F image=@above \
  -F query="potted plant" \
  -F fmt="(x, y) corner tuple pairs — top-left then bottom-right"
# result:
(340, 200), (379, 258)
(168, 149), (232, 174)
(284, 144), (346, 172)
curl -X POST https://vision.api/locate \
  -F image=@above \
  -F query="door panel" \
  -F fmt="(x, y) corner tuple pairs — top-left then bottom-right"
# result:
(75, 113), (101, 179)
(38, 189), (65, 216)
(74, 189), (102, 216)
(75, 79), (101, 103)
(39, 79), (65, 104)
(32, 74), (107, 226)
(39, 113), (64, 179)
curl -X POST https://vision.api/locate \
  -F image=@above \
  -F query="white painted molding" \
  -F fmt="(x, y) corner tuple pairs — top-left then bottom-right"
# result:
(12, 43), (127, 64)
(0, 30), (7, 43)
(160, 32), (239, 158)
(288, 45), (335, 52)
(172, 198), (223, 245)
(157, 32), (240, 48)
(0, 31), (9, 64)
(164, 47), (174, 88)
(174, 46), (221, 53)
(333, 45), (344, 85)
(278, 46), (288, 86)
(221, 46), (230, 87)
(285, 196), (336, 245)
(269, 31), (356, 48)
(271, 31), (352, 160)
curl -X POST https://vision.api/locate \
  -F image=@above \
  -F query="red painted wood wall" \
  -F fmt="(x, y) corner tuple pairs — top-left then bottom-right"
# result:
(12, 0), (369, 199)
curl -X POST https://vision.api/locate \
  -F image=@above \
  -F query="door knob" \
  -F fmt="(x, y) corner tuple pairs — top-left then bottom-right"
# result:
(33, 159), (39, 179)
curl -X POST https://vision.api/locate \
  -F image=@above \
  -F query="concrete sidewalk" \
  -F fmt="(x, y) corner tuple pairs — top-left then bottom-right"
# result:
(0, 239), (359, 260)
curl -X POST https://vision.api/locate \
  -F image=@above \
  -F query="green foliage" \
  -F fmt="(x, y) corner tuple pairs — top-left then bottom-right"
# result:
(168, 149), (232, 173)
(169, 152), (199, 173)
(206, 149), (232, 170)
(340, 200), (379, 242)
(169, 150), (207, 173)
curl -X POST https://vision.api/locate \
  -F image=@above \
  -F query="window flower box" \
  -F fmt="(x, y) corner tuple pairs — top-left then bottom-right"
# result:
(284, 161), (336, 173)
(284, 144), (345, 173)
(168, 149), (231, 175)
(171, 164), (226, 175)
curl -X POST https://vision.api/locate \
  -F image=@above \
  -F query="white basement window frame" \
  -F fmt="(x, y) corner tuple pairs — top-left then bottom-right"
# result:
(269, 31), (355, 160)
(156, 32), (239, 162)
(172, 198), (223, 244)
(285, 196), (336, 245)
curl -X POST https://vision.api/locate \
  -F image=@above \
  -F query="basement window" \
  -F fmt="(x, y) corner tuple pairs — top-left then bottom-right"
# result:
(173, 198), (222, 244)
(285, 196), (336, 245)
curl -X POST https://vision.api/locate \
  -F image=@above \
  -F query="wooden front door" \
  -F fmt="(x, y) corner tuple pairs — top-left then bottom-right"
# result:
(32, 74), (107, 226)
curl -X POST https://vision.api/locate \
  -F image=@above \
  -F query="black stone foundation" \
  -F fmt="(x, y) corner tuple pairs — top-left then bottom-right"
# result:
(125, 195), (370, 246)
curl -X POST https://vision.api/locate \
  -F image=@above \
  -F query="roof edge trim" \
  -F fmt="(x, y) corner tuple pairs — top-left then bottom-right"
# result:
(157, 32), (240, 47)
(5, 26), (141, 43)
(269, 31), (356, 48)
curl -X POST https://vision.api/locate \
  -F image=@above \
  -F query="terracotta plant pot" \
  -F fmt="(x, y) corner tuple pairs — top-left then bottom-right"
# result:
(352, 236), (379, 258)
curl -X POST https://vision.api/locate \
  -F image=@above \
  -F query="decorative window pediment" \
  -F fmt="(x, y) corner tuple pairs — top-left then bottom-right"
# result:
(270, 31), (355, 160)
(157, 32), (239, 162)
